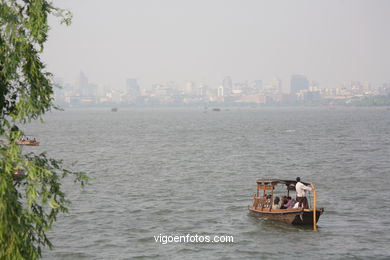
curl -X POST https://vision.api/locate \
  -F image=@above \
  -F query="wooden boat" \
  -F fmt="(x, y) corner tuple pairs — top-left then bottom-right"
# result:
(17, 135), (40, 146)
(13, 169), (26, 180)
(248, 179), (324, 228)
(17, 140), (40, 146)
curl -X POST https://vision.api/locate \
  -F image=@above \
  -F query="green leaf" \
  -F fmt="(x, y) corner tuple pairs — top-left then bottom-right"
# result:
(48, 199), (60, 209)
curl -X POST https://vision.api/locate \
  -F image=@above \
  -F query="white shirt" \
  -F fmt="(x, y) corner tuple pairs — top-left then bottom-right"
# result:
(295, 182), (312, 197)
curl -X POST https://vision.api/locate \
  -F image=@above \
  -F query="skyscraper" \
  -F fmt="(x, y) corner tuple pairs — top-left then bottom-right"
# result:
(78, 71), (88, 89)
(126, 78), (141, 98)
(290, 75), (309, 94)
(217, 85), (224, 97)
(222, 76), (233, 96)
(77, 71), (88, 96)
(78, 71), (97, 97)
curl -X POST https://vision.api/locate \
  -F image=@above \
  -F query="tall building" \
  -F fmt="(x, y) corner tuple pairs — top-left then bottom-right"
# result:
(126, 78), (141, 98)
(77, 71), (88, 96)
(254, 80), (263, 93)
(78, 71), (97, 97)
(290, 75), (309, 94)
(198, 83), (207, 97)
(217, 85), (224, 97)
(78, 71), (88, 88)
(222, 76), (233, 96)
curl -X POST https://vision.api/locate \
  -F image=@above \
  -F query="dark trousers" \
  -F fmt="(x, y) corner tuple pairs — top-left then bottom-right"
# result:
(296, 196), (309, 209)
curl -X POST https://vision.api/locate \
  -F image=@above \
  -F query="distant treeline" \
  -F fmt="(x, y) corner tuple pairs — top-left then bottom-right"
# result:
(330, 95), (390, 106)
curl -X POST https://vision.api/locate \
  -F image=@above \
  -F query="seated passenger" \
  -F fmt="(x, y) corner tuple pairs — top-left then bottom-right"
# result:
(264, 194), (272, 208)
(272, 197), (280, 209)
(280, 196), (288, 209)
(284, 197), (297, 209)
(291, 199), (298, 208)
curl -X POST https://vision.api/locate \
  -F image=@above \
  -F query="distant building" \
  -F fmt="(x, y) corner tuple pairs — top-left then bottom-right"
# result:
(77, 71), (97, 100)
(253, 80), (263, 93)
(184, 81), (195, 95)
(124, 78), (141, 104)
(380, 82), (390, 95)
(126, 78), (141, 97)
(263, 78), (282, 94)
(78, 71), (88, 95)
(273, 78), (282, 93)
(222, 76), (233, 96)
(290, 75), (309, 95)
(197, 83), (208, 97)
(217, 85), (224, 97)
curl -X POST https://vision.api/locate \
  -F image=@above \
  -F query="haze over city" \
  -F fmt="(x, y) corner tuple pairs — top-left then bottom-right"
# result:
(3, 0), (390, 259)
(44, 0), (390, 92)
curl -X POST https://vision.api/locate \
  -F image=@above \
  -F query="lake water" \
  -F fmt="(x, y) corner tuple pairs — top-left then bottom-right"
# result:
(23, 107), (390, 259)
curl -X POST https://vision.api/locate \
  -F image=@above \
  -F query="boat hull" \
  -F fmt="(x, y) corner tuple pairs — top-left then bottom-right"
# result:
(17, 141), (40, 146)
(248, 206), (324, 225)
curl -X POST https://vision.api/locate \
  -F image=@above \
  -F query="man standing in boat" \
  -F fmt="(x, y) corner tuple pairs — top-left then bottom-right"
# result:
(295, 177), (312, 209)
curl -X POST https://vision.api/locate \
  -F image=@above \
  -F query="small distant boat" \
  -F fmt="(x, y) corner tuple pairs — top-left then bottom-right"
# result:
(212, 108), (221, 112)
(111, 107), (118, 112)
(17, 140), (40, 146)
(248, 179), (324, 227)
(13, 169), (26, 180)
(17, 136), (39, 146)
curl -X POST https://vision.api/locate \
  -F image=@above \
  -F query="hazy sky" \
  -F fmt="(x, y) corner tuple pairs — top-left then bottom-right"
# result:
(44, 0), (390, 90)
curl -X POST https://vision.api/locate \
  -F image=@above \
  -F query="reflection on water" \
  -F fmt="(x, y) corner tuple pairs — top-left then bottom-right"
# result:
(21, 107), (390, 259)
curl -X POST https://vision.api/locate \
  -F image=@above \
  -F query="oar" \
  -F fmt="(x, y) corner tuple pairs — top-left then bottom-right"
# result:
(311, 183), (317, 232)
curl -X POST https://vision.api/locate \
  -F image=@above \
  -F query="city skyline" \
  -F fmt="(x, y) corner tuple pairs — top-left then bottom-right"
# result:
(54, 71), (390, 106)
(54, 70), (383, 92)
(43, 0), (390, 91)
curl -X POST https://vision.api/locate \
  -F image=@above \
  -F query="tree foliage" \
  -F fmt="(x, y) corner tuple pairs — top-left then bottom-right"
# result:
(0, 1), (88, 259)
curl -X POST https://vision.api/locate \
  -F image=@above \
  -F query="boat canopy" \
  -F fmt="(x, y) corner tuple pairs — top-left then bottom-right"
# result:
(256, 179), (310, 187)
